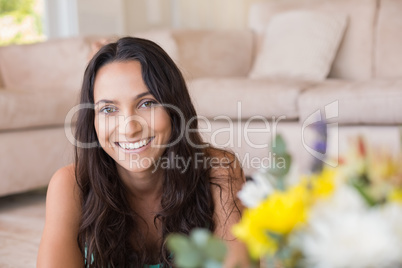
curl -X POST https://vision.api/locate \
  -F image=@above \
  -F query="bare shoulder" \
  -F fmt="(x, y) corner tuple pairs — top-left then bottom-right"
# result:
(37, 164), (83, 267)
(46, 164), (81, 215)
(48, 164), (78, 194)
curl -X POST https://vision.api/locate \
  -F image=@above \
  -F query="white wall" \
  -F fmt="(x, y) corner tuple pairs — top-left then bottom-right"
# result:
(43, 0), (78, 38)
(76, 0), (126, 36)
(44, 0), (263, 38)
(129, 0), (262, 31)
(173, 0), (250, 30)
(125, 0), (263, 32)
(124, 0), (172, 34)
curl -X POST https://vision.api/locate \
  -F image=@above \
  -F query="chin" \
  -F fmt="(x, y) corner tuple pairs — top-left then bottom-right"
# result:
(115, 153), (161, 174)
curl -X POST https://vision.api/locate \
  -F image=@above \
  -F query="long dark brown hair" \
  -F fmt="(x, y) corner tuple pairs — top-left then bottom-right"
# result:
(74, 37), (239, 267)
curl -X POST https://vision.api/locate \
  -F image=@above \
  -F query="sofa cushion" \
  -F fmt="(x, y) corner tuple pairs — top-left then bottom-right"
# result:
(172, 30), (254, 80)
(188, 78), (311, 120)
(298, 79), (402, 125)
(249, 10), (347, 81)
(0, 37), (90, 91)
(248, 0), (377, 80)
(375, 0), (402, 79)
(0, 88), (79, 131)
(0, 127), (74, 196)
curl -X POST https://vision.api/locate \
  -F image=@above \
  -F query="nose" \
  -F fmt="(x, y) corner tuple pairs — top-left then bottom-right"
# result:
(118, 114), (145, 138)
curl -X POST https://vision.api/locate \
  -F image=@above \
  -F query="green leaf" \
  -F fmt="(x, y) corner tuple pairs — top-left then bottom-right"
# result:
(190, 228), (211, 248)
(205, 238), (227, 261)
(350, 179), (377, 207)
(167, 234), (203, 268)
(175, 249), (203, 268)
(166, 234), (193, 252)
(167, 229), (227, 267)
(268, 154), (292, 179)
(267, 231), (282, 243)
(267, 135), (292, 187)
(271, 135), (287, 155)
(204, 259), (223, 268)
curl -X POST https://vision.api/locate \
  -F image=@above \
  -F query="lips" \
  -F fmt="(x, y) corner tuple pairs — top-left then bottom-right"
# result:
(116, 137), (154, 150)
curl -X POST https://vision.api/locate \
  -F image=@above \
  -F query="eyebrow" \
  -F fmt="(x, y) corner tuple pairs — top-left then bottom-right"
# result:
(95, 92), (152, 106)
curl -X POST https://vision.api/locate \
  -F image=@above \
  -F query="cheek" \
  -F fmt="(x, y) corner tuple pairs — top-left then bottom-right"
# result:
(94, 115), (116, 144)
(159, 111), (172, 136)
(151, 109), (172, 138)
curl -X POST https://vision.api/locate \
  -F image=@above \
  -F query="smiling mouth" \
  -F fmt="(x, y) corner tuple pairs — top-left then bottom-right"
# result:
(116, 137), (154, 150)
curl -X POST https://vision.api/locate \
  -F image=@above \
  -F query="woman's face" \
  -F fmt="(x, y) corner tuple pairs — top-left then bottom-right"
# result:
(93, 60), (172, 173)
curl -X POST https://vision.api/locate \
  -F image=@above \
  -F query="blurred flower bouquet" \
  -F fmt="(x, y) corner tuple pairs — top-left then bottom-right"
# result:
(233, 126), (402, 268)
(167, 124), (402, 268)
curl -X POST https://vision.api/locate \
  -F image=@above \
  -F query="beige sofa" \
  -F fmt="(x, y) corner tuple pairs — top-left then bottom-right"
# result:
(185, 0), (402, 175)
(1, 0), (402, 196)
(0, 37), (92, 196)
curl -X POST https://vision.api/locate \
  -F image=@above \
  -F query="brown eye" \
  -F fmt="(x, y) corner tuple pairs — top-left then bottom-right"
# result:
(139, 100), (157, 108)
(100, 106), (117, 114)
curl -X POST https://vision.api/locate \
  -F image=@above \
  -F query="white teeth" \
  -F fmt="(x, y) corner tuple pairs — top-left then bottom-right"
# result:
(118, 138), (151, 150)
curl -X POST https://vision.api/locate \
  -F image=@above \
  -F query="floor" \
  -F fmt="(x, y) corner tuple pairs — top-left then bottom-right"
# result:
(0, 189), (47, 268)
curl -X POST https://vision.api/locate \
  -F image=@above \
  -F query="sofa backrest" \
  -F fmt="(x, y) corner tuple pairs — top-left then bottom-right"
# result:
(374, 0), (402, 79)
(0, 37), (91, 92)
(172, 30), (254, 80)
(248, 0), (377, 81)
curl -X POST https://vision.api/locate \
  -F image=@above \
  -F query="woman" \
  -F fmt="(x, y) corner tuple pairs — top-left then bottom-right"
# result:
(37, 37), (248, 267)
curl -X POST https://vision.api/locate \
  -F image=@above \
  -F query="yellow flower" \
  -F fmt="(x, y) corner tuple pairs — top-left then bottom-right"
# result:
(232, 209), (277, 259)
(299, 167), (336, 204)
(232, 185), (309, 259)
(368, 150), (399, 183)
(258, 185), (308, 234)
(311, 167), (336, 199)
(388, 188), (402, 203)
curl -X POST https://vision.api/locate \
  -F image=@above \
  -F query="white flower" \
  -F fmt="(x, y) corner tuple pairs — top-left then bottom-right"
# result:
(382, 203), (402, 246)
(300, 186), (402, 268)
(311, 184), (367, 217)
(237, 170), (273, 208)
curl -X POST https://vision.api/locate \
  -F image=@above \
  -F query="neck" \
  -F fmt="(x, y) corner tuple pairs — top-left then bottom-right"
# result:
(117, 165), (164, 202)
